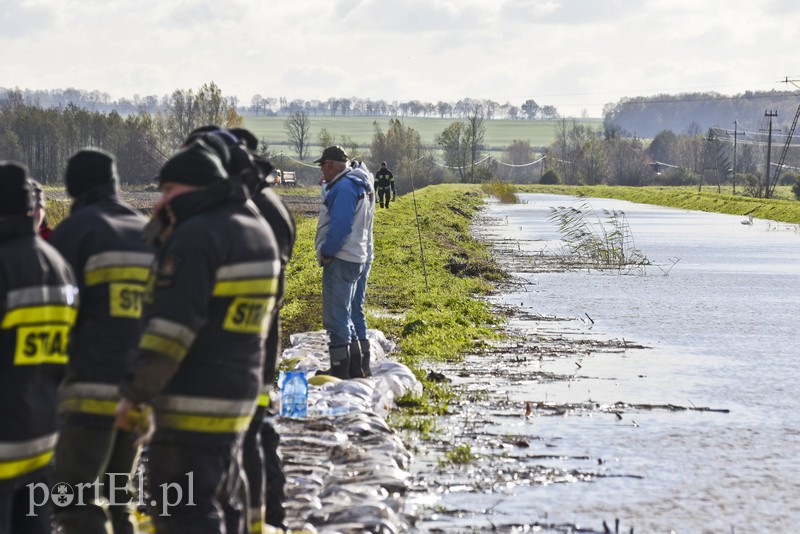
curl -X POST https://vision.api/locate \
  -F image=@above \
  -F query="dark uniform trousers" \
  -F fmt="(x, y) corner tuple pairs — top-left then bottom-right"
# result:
(149, 436), (246, 534)
(377, 186), (392, 208)
(53, 426), (139, 534)
(0, 468), (53, 534)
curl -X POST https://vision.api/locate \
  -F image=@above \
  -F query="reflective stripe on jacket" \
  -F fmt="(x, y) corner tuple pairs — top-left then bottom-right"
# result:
(121, 195), (279, 443)
(0, 215), (77, 481)
(49, 189), (153, 426)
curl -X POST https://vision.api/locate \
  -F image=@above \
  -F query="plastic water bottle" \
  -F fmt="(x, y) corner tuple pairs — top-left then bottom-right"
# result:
(280, 371), (307, 418)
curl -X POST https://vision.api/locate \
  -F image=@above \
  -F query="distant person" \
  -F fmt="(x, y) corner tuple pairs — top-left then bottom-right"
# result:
(50, 148), (153, 534)
(29, 179), (53, 239)
(0, 161), (78, 534)
(375, 161), (395, 209)
(314, 146), (372, 379)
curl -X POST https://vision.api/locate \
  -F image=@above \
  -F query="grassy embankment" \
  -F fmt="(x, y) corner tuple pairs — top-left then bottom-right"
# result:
(517, 184), (800, 225)
(281, 184), (506, 422)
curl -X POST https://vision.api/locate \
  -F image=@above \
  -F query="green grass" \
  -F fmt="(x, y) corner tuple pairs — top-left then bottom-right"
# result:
(244, 115), (601, 157)
(282, 184), (507, 415)
(516, 184), (800, 225)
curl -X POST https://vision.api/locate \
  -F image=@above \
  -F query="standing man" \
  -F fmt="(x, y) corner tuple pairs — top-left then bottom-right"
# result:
(50, 148), (153, 534)
(0, 162), (78, 534)
(314, 146), (372, 379)
(346, 160), (375, 378)
(115, 139), (280, 533)
(375, 161), (395, 209)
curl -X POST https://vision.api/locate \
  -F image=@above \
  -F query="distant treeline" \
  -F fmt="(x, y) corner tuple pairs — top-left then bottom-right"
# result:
(0, 83), (240, 184)
(0, 87), (561, 121)
(603, 90), (800, 138)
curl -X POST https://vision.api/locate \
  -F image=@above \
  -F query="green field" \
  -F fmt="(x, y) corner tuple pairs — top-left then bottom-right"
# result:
(242, 115), (602, 157)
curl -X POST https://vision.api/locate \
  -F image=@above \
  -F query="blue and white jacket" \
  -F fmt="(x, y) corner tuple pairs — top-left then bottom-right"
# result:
(315, 166), (375, 264)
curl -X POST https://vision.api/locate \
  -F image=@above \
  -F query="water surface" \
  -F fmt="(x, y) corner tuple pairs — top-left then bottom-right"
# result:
(412, 194), (800, 533)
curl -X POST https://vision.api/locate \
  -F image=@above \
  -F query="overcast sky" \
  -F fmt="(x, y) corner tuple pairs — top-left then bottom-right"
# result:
(3, 0), (799, 117)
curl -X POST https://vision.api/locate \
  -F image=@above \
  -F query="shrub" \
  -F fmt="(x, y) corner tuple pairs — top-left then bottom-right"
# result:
(540, 170), (560, 184)
(792, 177), (800, 200)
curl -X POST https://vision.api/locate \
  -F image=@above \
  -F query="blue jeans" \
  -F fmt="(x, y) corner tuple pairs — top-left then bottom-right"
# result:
(350, 259), (371, 341)
(322, 258), (363, 347)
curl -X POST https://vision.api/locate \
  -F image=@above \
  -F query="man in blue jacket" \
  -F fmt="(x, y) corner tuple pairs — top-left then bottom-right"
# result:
(314, 146), (372, 379)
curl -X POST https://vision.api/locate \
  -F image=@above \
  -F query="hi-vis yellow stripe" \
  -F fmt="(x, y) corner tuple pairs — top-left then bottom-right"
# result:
(249, 518), (264, 534)
(139, 333), (188, 360)
(0, 451), (53, 480)
(1, 305), (77, 328)
(157, 414), (252, 433)
(85, 266), (150, 286)
(212, 278), (278, 297)
(59, 398), (119, 416)
(257, 393), (270, 407)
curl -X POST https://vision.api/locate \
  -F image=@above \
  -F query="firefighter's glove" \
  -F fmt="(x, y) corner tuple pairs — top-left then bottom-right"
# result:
(115, 399), (156, 447)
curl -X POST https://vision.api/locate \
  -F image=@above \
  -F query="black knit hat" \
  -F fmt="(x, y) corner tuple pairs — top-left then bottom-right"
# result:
(0, 161), (34, 216)
(65, 148), (118, 197)
(157, 139), (228, 187)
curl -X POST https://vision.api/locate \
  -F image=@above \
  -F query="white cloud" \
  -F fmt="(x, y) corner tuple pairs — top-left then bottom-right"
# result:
(1, 0), (798, 117)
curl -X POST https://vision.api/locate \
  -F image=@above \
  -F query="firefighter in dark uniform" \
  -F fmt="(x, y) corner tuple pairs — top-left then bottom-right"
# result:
(186, 126), (295, 532)
(375, 161), (395, 208)
(115, 139), (280, 534)
(0, 162), (78, 534)
(49, 148), (153, 534)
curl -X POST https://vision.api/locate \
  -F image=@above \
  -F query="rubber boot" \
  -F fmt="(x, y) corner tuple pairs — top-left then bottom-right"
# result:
(320, 345), (349, 379)
(359, 338), (372, 377)
(348, 340), (365, 379)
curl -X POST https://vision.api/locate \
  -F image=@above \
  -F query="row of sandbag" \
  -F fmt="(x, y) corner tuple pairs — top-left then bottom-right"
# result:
(272, 330), (421, 533)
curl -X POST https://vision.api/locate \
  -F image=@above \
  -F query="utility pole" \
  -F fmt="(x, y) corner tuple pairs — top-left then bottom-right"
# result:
(763, 110), (778, 198)
(726, 121), (745, 194)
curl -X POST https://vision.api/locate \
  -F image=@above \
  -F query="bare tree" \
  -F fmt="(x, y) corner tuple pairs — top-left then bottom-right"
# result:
(466, 110), (486, 183)
(284, 111), (312, 160)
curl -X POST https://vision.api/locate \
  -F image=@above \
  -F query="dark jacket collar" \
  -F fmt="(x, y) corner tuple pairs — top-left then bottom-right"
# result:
(70, 183), (118, 213)
(0, 215), (36, 243)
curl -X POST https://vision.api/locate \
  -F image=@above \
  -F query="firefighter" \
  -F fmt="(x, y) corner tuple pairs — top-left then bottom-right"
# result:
(0, 162), (78, 534)
(49, 148), (153, 534)
(115, 139), (279, 534)
(186, 126), (295, 532)
(375, 161), (395, 208)
(227, 127), (295, 532)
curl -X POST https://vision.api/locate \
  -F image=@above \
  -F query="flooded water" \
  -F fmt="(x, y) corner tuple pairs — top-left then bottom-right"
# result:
(409, 194), (800, 533)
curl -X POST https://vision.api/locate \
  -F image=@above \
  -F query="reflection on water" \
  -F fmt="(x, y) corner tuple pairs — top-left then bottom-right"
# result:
(412, 194), (800, 532)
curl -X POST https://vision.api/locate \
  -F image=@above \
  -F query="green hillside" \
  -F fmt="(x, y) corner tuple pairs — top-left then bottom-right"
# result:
(243, 115), (602, 157)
